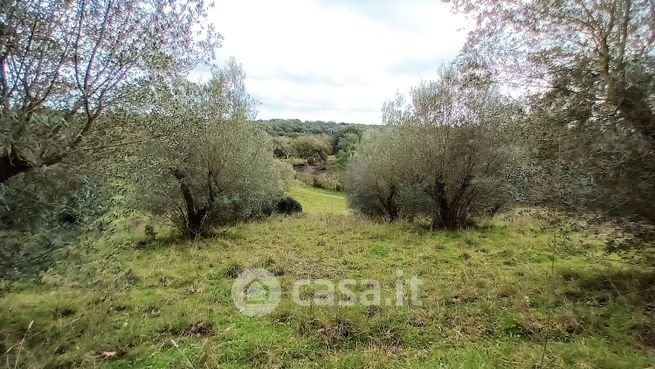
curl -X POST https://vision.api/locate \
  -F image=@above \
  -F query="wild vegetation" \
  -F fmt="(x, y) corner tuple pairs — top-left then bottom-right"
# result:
(347, 64), (526, 227)
(448, 0), (655, 221)
(132, 62), (281, 238)
(1, 0), (654, 367)
(270, 125), (366, 192)
(1, 189), (654, 368)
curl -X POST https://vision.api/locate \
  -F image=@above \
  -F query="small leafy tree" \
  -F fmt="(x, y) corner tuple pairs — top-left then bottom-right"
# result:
(334, 132), (361, 167)
(332, 127), (362, 153)
(408, 125), (523, 229)
(346, 128), (411, 221)
(134, 62), (280, 238)
(348, 62), (526, 228)
(141, 121), (280, 238)
(400, 64), (526, 228)
(273, 136), (294, 159)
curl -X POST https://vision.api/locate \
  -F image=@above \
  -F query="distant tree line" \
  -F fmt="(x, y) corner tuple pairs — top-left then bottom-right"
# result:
(257, 119), (377, 137)
(265, 120), (369, 192)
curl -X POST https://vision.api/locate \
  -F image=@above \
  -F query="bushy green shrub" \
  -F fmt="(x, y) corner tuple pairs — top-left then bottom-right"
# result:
(310, 175), (343, 192)
(291, 135), (332, 164)
(137, 121), (281, 238)
(274, 160), (296, 191)
(345, 128), (413, 221)
(275, 196), (303, 215)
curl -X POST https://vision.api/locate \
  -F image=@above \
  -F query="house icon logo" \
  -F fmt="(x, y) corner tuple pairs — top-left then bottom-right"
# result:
(231, 268), (281, 317)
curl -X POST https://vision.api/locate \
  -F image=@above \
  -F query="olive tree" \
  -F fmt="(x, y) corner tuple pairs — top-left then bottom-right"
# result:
(402, 64), (526, 228)
(133, 60), (281, 238)
(0, 0), (220, 184)
(273, 136), (294, 159)
(407, 124), (524, 229)
(134, 62), (280, 238)
(447, 0), (655, 221)
(345, 128), (413, 221)
(348, 62), (526, 228)
(142, 122), (280, 238)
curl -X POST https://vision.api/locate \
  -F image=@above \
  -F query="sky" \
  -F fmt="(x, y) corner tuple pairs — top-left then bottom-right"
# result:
(206, 0), (470, 124)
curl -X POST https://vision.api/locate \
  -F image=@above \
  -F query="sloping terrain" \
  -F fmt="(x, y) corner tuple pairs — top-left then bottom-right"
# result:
(0, 187), (653, 368)
(287, 182), (348, 215)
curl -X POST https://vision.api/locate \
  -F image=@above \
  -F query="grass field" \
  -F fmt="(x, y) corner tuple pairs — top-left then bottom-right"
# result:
(1, 185), (654, 368)
(287, 181), (349, 215)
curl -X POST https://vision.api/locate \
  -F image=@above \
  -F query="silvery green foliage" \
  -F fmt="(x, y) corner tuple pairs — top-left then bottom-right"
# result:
(140, 120), (280, 237)
(131, 62), (281, 238)
(447, 0), (655, 222)
(346, 128), (414, 221)
(0, 0), (220, 274)
(447, 0), (653, 96)
(348, 62), (528, 228)
(0, 171), (112, 279)
(0, 0), (220, 184)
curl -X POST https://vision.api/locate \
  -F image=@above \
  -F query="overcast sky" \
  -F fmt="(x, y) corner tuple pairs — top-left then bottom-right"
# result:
(207, 0), (470, 124)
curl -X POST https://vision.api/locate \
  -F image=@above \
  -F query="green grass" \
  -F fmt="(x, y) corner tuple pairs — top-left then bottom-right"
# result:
(1, 187), (654, 368)
(287, 181), (348, 215)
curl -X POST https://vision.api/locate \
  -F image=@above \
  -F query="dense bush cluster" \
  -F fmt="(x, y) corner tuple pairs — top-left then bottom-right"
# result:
(289, 135), (332, 165)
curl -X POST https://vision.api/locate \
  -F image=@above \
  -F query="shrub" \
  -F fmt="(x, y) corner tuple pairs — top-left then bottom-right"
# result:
(274, 160), (296, 191)
(275, 196), (303, 215)
(310, 175), (343, 192)
(346, 128), (413, 221)
(291, 135), (332, 164)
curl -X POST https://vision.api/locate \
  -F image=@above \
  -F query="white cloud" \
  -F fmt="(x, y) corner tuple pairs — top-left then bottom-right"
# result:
(208, 0), (470, 124)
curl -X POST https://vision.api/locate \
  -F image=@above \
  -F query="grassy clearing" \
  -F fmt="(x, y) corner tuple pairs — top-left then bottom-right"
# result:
(287, 182), (348, 215)
(1, 187), (654, 368)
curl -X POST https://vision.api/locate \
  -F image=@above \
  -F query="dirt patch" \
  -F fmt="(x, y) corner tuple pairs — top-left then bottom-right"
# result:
(161, 321), (214, 337)
(293, 163), (326, 175)
(634, 324), (655, 348)
(223, 262), (244, 279)
(299, 318), (354, 345)
(294, 163), (327, 183)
